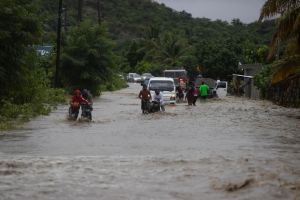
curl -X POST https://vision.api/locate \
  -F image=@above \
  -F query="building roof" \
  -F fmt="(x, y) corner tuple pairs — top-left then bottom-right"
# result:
(238, 64), (266, 70)
(232, 74), (253, 78)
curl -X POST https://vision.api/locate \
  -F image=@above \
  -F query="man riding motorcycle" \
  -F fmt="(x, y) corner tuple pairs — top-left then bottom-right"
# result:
(81, 89), (93, 120)
(69, 90), (91, 120)
(152, 89), (165, 111)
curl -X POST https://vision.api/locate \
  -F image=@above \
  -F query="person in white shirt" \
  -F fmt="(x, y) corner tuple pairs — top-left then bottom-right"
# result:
(152, 89), (165, 111)
(216, 77), (221, 86)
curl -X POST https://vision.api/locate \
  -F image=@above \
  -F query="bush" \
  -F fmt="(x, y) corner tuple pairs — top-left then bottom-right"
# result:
(0, 67), (67, 130)
(296, 99), (300, 108)
(102, 74), (129, 92)
(253, 63), (274, 99)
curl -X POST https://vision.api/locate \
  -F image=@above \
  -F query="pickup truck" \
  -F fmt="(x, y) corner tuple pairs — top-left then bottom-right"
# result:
(195, 78), (227, 98)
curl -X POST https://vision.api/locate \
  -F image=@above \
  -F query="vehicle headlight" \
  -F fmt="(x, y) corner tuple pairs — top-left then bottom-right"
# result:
(171, 94), (176, 98)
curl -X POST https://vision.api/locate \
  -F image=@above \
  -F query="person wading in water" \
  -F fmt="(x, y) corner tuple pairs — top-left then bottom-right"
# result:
(185, 81), (194, 106)
(139, 84), (151, 114)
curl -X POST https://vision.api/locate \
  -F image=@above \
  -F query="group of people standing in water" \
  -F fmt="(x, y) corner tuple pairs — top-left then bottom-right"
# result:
(177, 81), (209, 106)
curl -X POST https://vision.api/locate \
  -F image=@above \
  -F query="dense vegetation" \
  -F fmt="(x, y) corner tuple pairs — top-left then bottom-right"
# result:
(39, 0), (277, 46)
(37, 0), (281, 81)
(253, 0), (300, 107)
(0, 0), (127, 130)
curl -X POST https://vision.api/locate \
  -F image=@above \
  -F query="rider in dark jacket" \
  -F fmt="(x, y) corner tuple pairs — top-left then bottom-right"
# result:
(82, 89), (93, 109)
(82, 89), (93, 120)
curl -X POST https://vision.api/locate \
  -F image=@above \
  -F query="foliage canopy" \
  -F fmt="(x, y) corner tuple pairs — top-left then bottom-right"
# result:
(60, 21), (118, 96)
(0, 0), (43, 97)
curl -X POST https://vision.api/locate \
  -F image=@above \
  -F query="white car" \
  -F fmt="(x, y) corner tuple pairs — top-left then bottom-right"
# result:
(147, 77), (176, 104)
(214, 81), (228, 98)
(126, 73), (137, 82)
(127, 73), (141, 82)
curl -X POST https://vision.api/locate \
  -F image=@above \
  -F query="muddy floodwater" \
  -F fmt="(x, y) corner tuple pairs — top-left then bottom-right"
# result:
(0, 83), (300, 200)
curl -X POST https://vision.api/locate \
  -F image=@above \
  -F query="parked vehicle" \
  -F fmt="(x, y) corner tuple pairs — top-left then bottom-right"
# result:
(126, 73), (137, 82)
(215, 81), (228, 98)
(143, 77), (151, 87)
(163, 69), (187, 89)
(195, 78), (228, 98)
(119, 74), (124, 79)
(127, 73), (141, 82)
(146, 77), (176, 104)
(140, 73), (153, 85)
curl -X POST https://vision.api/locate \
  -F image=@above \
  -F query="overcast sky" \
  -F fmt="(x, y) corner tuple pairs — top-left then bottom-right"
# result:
(155, 0), (266, 23)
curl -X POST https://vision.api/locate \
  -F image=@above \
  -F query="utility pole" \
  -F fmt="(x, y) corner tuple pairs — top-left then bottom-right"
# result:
(78, 0), (83, 22)
(65, 5), (68, 34)
(55, 0), (63, 88)
(97, 0), (101, 25)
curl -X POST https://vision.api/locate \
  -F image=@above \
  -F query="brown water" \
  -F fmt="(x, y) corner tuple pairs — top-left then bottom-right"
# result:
(0, 83), (300, 200)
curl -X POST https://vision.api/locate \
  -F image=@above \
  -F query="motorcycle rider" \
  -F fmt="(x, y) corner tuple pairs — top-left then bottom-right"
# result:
(82, 89), (93, 105)
(82, 89), (93, 120)
(69, 90), (91, 120)
(152, 89), (165, 111)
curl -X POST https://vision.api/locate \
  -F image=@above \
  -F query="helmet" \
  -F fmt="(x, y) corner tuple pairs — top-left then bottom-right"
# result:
(82, 89), (88, 94)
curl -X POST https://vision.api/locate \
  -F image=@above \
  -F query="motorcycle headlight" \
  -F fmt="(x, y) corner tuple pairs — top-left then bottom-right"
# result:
(171, 94), (176, 98)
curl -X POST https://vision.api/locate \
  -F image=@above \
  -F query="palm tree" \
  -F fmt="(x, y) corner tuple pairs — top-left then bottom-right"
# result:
(259, 0), (300, 84)
(141, 32), (191, 65)
(145, 24), (161, 40)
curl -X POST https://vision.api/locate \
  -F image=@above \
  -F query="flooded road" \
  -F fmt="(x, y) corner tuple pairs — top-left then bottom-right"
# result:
(0, 83), (300, 200)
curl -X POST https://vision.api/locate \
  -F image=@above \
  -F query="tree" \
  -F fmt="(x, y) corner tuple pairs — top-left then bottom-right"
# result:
(244, 40), (274, 65)
(231, 18), (244, 26)
(143, 32), (191, 65)
(145, 24), (161, 40)
(60, 21), (117, 96)
(0, 0), (43, 97)
(180, 55), (199, 79)
(194, 38), (244, 79)
(135, 61), (151, 75)
(259, 0), (300, 84)
(126, 39), (146, 72)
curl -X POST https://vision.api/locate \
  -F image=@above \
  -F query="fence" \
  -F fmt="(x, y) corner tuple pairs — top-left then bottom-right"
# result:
(266, 75), (300, 108)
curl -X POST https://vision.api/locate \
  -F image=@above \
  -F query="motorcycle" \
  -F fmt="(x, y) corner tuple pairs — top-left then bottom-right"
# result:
(144, 101), (161, 114)
(68, 107), (79, 121)
(80, 103), (92, 121)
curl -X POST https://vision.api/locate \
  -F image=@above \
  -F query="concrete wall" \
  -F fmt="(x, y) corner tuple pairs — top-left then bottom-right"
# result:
(250, 79), (261, 100)
(243, 77), (250, 98)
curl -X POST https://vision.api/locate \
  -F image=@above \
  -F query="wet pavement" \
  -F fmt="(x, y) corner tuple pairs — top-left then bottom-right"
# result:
(0, 83), (300, 200)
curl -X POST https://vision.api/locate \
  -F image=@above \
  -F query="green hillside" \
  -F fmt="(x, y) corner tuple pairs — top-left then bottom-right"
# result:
(40, 0), (276, 46)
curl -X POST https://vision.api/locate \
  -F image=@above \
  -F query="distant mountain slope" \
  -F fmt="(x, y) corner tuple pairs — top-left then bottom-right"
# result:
(40, 0), (276, 45)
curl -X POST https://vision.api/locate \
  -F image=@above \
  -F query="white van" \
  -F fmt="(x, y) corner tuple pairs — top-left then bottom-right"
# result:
(147, 77), (176, 104)
(215, 81), (228, 98)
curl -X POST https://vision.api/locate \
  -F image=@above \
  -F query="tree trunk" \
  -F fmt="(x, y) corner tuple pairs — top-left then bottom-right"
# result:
(97, 0), (101, 25)
(78, 0), (83, 22)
